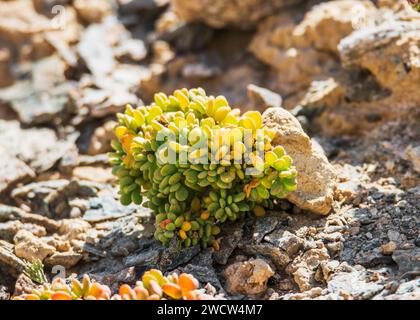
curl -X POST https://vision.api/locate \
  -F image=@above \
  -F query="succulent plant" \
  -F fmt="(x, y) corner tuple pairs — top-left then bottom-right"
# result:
(23, 259), (47, 284)
(114, 269), (215, 300)
(109, 88), (297, 248)
(13, 269), (215, 300)
(13, 275), (112, 300)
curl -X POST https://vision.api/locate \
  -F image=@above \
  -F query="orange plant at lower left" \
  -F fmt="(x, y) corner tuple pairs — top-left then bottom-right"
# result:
(12, 269), (216, 300)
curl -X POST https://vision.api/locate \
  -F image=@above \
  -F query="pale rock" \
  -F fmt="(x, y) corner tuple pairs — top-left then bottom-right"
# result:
(224, 258), (274, 297)
(44, 251), (83, 268)
(0, 0), (78, 62)
(262, 106), (337, 215)
(293, 1), (377, 54)
(72, 166), (114, 184)
(287, 248), (330, 291)
(14, 230), (56, 262)
(20, 224), (47, 237)
(44, 236), (71, 252)
(59, 219), (91, 240)
(327, 270), (384, 299)
(249, 1), (376, 96)
(320, 260), (340, 281)
(172, 0), (304, 29)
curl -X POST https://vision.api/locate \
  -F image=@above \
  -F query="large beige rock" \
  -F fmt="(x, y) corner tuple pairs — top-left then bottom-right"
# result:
(224, 258), (274, 297)
(172, 0), (304, 29)
(262, 107), (337, 215)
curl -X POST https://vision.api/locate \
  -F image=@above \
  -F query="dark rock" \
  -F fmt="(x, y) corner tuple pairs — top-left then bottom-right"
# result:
(10, 179), (129, 221)
(77, 242), (106, 258)
(158, 239), (200, 271)
(392, 248), (420, 276)
(190, 248), (213, 266)
(264, 230), (304, 256)
(84, 193), (149, 222)
(414, 236), (420, 247)
(32, 0), (71, 17)
(182, 264), (224, 293)
(44, 180), (101, 219)
(118, 0), (169, 14)
(123, 246), (162, 268)
(158, 22), (214, 53)
(100, 267), (137, 292)
(238, 243), (290, 269)
(355, 247), (394, 267)
(252, 216), (278, 243)
(213, 222), (244, 265)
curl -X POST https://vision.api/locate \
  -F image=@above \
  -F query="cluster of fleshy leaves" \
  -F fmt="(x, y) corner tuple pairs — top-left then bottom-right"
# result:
(13, 269), (215, 300)
(109, 88), (297, 248)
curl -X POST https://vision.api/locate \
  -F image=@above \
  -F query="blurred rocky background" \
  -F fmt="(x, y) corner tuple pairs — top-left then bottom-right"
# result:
(0, 0), (419, 300)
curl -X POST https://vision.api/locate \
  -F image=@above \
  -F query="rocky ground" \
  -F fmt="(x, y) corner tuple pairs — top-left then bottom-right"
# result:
(0, 0), (419, 300)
